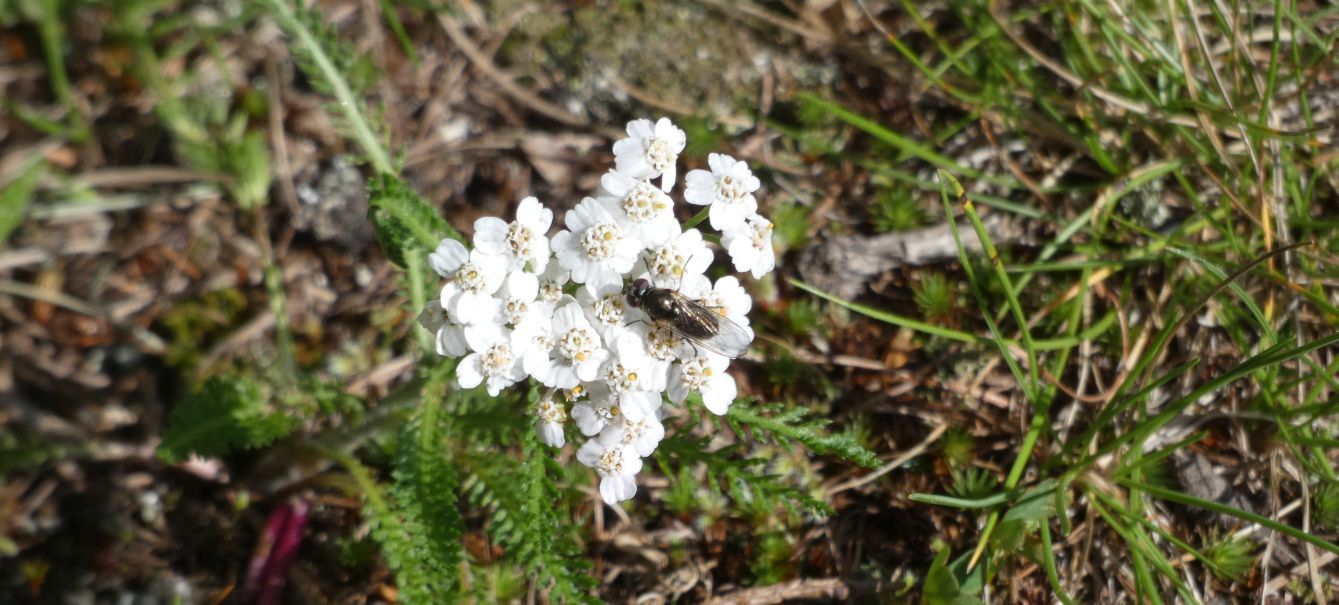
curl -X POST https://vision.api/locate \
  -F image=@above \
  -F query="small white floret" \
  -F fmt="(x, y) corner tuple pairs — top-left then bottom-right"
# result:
(612, 118), (686, 192)
(551, 198), (641, 291)
(683, 153), (760, 232)
(721, 214), (776, 279)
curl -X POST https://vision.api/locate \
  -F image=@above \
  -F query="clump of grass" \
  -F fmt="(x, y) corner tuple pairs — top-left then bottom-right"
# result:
(939, 428), (975, 467)
(870, 189), (924, 233)
(913, 272), (957, 325)
(947, 467), (998, 500)
(751, 532), (794, 585)
(1313, 483), (1339, 530)
(1203, 534), (1257, 583)
(784, 298), (824, 336)
(771, 201), (811, 250)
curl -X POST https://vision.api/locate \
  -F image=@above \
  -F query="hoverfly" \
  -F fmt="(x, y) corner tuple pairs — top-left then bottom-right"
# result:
(625, 278), (752, 359)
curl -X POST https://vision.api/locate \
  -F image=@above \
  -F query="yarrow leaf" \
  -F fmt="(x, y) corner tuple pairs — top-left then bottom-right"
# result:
(383, 364), (467, 603)
(368, 173), (461, 268)
(339, 452), (448, 605)
(158, 376), (298, 464)
(655, 432), (832, 517)
(727, 402), (880, 468)
(461, 434), (598, 603)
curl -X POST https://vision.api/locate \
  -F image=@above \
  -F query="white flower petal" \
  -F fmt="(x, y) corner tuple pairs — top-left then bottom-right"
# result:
(576, 440), (604, 467)
(457, 354), (483, 388)
(454, 291), (498, 325)
(436, 324), (468, 357)
(708, 196), (755, 231)
(463, 321), (504, 353)
(683, 169), (715, 206)
(702, 373), (737, 415)
(516, 196), (552, 232)
(505, 271), (539, 302)
(472, 217), (509, 255)
(571, 403), (605, 436)
(600, 475), (636, 505)
(429, 239), (469, 277)
(537, 421), (565, 447)
(525, 350), (554, 384)
(549, 365), (580, 389)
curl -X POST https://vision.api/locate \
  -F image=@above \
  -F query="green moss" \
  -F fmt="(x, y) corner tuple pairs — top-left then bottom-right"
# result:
(871, 188), (925, 233)
(160, 288), (248, 370)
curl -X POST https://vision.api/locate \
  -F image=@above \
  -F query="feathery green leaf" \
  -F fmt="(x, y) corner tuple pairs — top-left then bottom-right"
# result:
(383, 364), (466, 603)
(462, 434), (597, 603)
(158, 376), (297, 464)
(368, 173), (461, 268)
(728, 402), (879, 468)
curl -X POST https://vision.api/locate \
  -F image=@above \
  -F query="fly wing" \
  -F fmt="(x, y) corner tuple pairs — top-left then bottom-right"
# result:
(669, 295), (753, 359)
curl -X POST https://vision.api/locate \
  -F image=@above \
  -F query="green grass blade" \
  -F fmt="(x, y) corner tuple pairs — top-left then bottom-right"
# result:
(1126, 479), (1339, 557)
(0, 160), (45, 246)
(789, 279), (979, 343)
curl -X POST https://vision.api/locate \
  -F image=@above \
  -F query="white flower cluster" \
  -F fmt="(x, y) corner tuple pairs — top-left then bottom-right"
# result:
(421, 118), (776, 505)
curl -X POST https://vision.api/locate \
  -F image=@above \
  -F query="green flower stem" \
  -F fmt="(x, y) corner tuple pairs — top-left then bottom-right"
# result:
(682, 205), (712, 230)
(266, 0), (394, 175)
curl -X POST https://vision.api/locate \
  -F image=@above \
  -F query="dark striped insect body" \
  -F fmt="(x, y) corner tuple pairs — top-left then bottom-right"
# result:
(625, 278), (751, 359)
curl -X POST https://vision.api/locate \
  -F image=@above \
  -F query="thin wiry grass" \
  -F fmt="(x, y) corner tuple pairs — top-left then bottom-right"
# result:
(788, 0), (1336, 601)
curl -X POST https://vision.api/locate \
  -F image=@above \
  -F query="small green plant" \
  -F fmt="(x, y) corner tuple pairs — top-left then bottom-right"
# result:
(913, 272), (957, 326)
(784, 298), (823, 336)
(751, 532), (794, 585)
(1202, 534), (1258, 583)
(946, 467), (997, 500)
(939, 428), (975, 467)
(771, 201), (811, 250)
(1313, 483), (1339, 530)
(158, 377), (299, 464)
(160, 288), (249, 370)
(871, 188), (924, 233)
